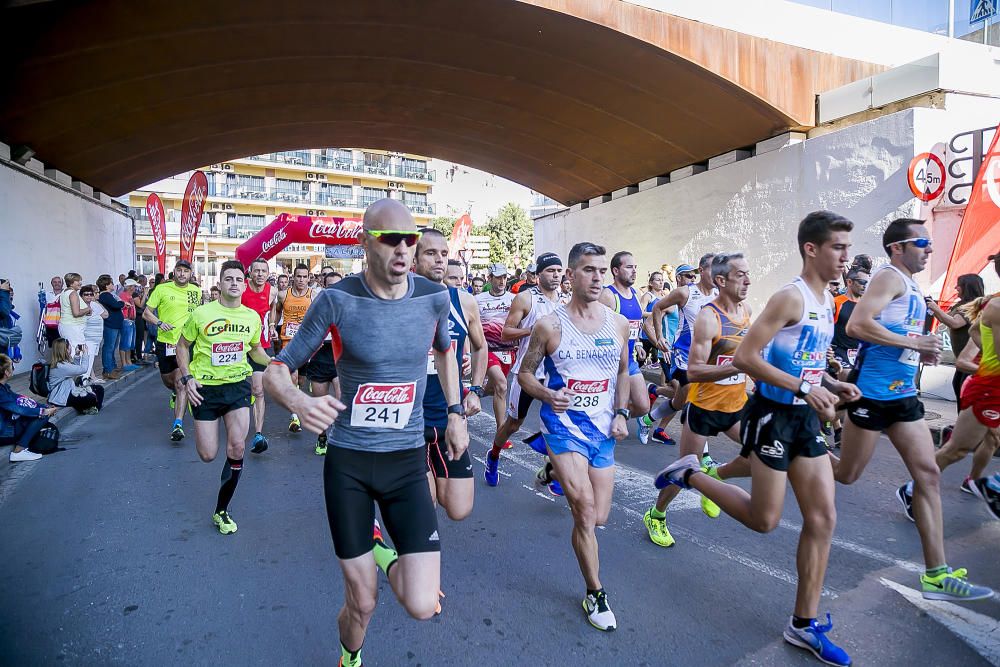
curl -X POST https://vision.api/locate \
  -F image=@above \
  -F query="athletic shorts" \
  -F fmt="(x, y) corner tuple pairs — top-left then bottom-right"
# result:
(324, 445), (439, 560)
(506, 373), (542, 420)
(487, 350), (516, 378)
(248, 345), (274, 373)
(959, 374), (1000, 428)
(685, 402), (748, 438)
(155, 341), (179, 375)
(304, 343), (338, 383)
(424, 426), (474, 479)
(831, 345), (859, 371)
(846, 396), (924, 432)
(191, 379), (252, 421)
(740, 395), (827, 472)
(628, 357), (641, 376)
(543, 433), (615, 469)
(669, 367), (689, 386)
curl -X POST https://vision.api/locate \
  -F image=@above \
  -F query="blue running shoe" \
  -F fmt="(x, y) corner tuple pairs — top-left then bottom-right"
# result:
(646, 382), (659, 406)
(484, 453), (500, 487)
(651, 428), (675, 446)
(783, 614), (851, 666)
(654, 454), (700, 489)
(636, 418), (651, 444)
(251, 432), (268, 454)
(549, 480), (564, 496)
(524, 431), (547, 456)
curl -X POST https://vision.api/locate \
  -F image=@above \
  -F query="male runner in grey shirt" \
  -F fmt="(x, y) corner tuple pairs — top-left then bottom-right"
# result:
(264, 199), (468, 667)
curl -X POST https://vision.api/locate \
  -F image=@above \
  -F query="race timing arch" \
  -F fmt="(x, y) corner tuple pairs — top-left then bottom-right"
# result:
(235, 214), (362, 268)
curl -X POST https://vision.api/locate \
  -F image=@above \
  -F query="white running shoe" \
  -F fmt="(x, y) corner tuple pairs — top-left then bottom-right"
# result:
(582, 590), (616, 631)
(10, 449), (42, 462)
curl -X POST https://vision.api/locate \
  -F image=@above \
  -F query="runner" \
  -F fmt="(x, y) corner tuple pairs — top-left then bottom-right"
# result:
(599, 251), (651, 418)
(483, 252), (566, 488)
(264, 199), (467, 667)
(274, 264), (313, 433)
(516, 241), (629, 631)
(828, 267), (868, 447)
(655, 211), (860, 666)
(241, 258), (278, 454)
(475, 264), (517, 431)
(638, 271), (667, 365)
(643, 253), (753, 546)
(835, 218), (992, 602)
(414, 232), (487, 518)
(640, 255), (718, 446)
(142, 259), (202, 442)
(176, 260), (270, 535)
(305, 271), (344, 456)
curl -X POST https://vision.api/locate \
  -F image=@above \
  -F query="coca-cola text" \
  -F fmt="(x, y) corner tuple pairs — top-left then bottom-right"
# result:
(356, 383), (416, 404)
(567, 378), (609, 393)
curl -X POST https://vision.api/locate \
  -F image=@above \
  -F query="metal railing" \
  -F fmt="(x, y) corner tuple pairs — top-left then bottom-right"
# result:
(204, 185), (435, 215)
(238, 152), (435, 181)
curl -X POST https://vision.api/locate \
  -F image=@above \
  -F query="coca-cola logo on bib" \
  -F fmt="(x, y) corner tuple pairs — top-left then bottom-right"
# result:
(567, 378), (609, 394)
(357, 383), (416, 404)
(211, 342), (244, 354)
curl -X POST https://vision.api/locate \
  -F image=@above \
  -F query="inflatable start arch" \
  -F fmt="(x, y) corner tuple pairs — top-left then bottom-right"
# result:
(234, 214), (362, 268)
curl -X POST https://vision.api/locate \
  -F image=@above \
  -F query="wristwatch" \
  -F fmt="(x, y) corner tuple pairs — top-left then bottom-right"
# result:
(447, 404), (466, 417)
(468, 385), (485, 398)
(795, 380), (813, 399)
(180, 374), (194, 386)
(615, 408), (630, 420)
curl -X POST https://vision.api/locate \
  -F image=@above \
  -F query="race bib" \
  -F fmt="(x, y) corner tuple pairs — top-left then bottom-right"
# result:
(794, 367), (825, 405)
(164, 344), (176, 357)
(495, 350), (513, 366)
(284, 321), (300, 338)
(628, 320), (641, 341)
(715, 354), (745, 386)
(847, 348), (858, 365)
(351, 382), (416, 430)
(899, 332), (921, 366)
(427, 340), (458, 375)
(211, 341), (244, 366)
(566, 378), (610, 411)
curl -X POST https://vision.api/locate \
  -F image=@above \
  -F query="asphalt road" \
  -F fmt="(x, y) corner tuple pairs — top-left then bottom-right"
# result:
(2, 369), (999, 666)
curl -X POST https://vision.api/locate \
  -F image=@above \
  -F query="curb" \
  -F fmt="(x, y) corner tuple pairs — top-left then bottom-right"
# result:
(46, 365), (157, 430)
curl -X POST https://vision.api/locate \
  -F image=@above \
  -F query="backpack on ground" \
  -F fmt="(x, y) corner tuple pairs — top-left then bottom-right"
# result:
(29, 361), (50, 397)
(30, 422), (60, 454)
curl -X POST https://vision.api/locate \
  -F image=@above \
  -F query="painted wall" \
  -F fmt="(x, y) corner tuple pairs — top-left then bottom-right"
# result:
(534, 95), (1000, 314)
(0, 162), (134, 371)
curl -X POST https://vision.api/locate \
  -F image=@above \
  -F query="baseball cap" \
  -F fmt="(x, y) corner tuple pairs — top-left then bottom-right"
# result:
(174, 259), (193, 269)
(488, 263), (509, 277)
(526, 263), (538, 273)
(123, 279), (140, 288)
(675, 264), (697, 275)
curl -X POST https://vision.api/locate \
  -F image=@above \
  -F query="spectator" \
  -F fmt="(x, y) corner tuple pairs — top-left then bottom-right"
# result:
(44, 275), (65, 305)
(559, 274), (571, 299)
(927, 273), (986, 400)
(47, 338), (104, 414)
(0, 353), (56, 462)
(43, 275), (64, 347)
(0, 279), (22, 362)
(118, 279), (140, 372)
(209, 286), (221, 302)
(97, 275), (124, 380)
(80, 284), (106, 383)
(57, 272), (90, 352)
(132, 274), (149, 364)
(117, 273), (127, 294)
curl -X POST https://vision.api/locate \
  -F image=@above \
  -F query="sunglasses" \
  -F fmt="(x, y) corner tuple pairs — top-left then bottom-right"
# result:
(895, 237), (932, 249)
(367, 230), (422, 247)
(680, 273), (698, 280)
(850, 279), (868, 286)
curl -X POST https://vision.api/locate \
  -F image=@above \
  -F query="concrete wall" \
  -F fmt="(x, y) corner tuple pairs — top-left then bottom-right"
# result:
(534, 95), (1000, 313)
(0, 161), (134, 370)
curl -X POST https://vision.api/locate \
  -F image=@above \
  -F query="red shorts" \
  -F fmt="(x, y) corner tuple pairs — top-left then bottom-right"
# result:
(487, 349), (516, 377)
(959, 374), (1000, 428)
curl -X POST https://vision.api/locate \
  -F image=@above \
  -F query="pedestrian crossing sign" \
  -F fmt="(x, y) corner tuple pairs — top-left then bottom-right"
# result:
(970, 0), (997, 24)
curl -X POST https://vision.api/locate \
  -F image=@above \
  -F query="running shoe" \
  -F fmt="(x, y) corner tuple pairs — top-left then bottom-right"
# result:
(654, 454), (700, 489)
(169, 392), (176, 409)
(251, 432), (268, 454)
(970, 475), (1000, 520)
(960, 477), (975, 495)
(548, 480), (564, 496)
(582, 590), (616, 631)
(484, 453), (500, 487)
(636, 418), (651, 444)
(315, 433), (328, 456)
(500, 440), (514, 450)
(643, 508), (675, 547)
(534, 462), (553, 488)
(9, 449), (42, 462)
(170, 423), (185, 442)
(895, 483), (915, 523)
(373, 519), (384, 543)
(212, 510), (238, 535)
(703, 464), (723, 482)
(782, 614), (851, 666)
(700, 454), (720, 469)
(699, 455), (721, 518)
(651, 428), (675, 446)
(288, 415), (302, 433)
(646, 382), (658, 406)
(920, 567), (994, 601)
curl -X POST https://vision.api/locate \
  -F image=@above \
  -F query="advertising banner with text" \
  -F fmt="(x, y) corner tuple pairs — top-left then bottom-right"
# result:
(235, 214), (362, 268)
(178, 171), (208, 263)
(145, 193), (167, 274)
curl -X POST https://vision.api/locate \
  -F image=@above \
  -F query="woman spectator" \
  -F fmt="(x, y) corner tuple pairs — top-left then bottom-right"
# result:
(97, 275), (124, 380)
(927, 273), (986, 400)
(0, 353), (57, 461)
(118, 279), (140, 372)
(47, 338), (104, 414)
(57, 272), (90, 352)
(80, 285), (107, 383)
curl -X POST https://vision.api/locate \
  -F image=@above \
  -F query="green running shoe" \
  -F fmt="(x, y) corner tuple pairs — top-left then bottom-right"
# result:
(921, 567), (994, 601)
(169, 392), (176, 409)
(699, 455), (721, 518)
(703, 464), (722, 481)
(315, 433), (328, 456)
(700, 494), (721, 519)
(212, 510), (238, 535)
(643, 508), (675, 547)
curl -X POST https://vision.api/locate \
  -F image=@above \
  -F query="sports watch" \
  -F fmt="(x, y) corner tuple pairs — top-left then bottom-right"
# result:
(615, 408), (630, 420)
(795, 380), (813, 399)
(468, 385), (485, 398)
(180, 374), (194, 386)
(447, 404), (466, 417)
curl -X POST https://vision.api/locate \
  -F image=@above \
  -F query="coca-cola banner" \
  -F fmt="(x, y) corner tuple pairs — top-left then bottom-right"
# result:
(145, 193), (167, 274)
(448, 213), (473, 258)
(178, 170), (208, 263)
(235, 213), (363, 268)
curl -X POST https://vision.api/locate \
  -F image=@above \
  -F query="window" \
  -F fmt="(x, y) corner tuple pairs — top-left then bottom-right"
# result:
(402, 191), (427, 206)
(230, 174), (264, 198)
(231, 214), (266, 238)
(136, 254), (157, 275)
(361, 187), (387, 206)
(318, 183), (353, 205)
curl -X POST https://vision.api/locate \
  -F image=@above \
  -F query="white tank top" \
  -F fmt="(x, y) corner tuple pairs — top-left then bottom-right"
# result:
(511, 287), (566, 375)
(539, 305), (623, 442)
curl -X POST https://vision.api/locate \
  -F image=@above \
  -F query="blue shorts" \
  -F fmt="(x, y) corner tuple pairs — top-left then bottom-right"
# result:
(543, 433), (615, 469)
(119, 320), (135, 351)
(628, 358), (641, 376)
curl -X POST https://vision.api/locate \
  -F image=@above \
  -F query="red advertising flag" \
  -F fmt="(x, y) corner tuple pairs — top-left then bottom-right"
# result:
(178, 171), (209, 263)
(234, 213), (362, 268)
(448, 213), (473, 258)
(145, 193), (167, 274)
(939, 123), (1000, 306)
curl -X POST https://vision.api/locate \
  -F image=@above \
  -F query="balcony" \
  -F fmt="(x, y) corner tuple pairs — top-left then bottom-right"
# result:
(235, 152), (435, 182)
(205, 184), (434, 216)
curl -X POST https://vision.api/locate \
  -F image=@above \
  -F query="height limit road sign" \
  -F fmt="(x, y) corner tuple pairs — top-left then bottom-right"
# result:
(908, 152), (946, 202)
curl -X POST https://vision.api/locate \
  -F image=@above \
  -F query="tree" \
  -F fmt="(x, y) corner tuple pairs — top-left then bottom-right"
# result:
(485, 203), (534, 269)
(427, 215), (457, 237)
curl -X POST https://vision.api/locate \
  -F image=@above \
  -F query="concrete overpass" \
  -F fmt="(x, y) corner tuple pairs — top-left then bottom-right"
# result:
(0, 0), (882, 204)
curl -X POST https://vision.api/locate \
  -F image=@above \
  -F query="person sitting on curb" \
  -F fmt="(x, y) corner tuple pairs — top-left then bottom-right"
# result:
(0, 353), (57, 462)
(47, 338), (105, 415)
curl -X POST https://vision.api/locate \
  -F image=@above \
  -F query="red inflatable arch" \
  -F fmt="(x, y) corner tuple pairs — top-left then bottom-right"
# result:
(234, 213), (362, 268)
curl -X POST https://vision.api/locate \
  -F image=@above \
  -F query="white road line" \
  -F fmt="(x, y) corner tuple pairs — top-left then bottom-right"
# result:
(880, 578), (1000, 666)
(781, 519), (924, 574)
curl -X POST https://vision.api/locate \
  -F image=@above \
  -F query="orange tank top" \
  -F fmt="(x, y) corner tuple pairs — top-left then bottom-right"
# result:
(688, 302), (750, 413)
(280, 289), (313, 342)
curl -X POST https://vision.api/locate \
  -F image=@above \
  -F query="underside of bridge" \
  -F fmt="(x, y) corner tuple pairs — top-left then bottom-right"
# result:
(0, 0), (883, 204)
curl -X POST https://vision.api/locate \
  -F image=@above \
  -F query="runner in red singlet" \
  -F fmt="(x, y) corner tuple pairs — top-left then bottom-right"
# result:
(242, 258), (278, 453)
